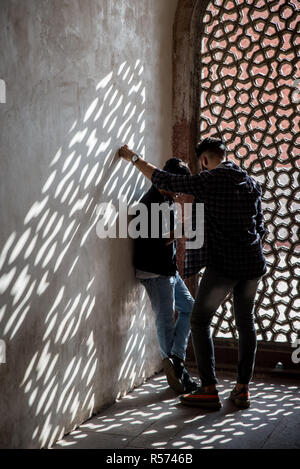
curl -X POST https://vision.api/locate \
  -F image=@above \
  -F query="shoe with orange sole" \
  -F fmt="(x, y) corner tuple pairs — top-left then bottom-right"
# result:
(229, 386), (250, 408)
(179, 386), (222, 410)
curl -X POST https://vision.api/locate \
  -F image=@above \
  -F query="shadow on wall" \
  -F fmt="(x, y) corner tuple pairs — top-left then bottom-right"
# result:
(0, 60), (154, 448)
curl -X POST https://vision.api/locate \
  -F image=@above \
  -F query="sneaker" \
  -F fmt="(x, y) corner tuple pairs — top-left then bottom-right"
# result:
(229, 386), (250, 409)
(179, 386), (222, 410)
(162, 357), (184, 394)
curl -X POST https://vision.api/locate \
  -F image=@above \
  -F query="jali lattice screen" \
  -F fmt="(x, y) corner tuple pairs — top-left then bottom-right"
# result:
(197, 0), (299, 343)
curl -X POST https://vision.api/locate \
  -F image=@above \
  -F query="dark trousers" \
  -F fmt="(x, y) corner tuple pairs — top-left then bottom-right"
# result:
(190, 268), (260, 386)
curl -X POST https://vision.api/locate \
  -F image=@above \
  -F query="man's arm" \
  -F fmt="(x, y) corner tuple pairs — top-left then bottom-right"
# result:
(119, 145), (156, 179)
(119, 145), (206, 198)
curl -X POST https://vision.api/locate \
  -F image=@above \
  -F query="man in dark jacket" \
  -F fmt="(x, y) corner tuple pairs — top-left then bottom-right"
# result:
(119, 138), (266, 410)
(134, 157), (197, 394)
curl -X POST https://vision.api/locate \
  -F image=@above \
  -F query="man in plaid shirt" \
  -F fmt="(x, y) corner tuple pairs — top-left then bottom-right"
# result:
(119, 138), (266, 410)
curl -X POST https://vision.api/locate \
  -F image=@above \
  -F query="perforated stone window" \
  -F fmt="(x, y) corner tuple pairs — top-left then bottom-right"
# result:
(197, 0), (299, 343)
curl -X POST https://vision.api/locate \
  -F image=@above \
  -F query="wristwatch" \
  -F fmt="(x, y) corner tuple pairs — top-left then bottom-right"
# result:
(131, 154), (140, 165)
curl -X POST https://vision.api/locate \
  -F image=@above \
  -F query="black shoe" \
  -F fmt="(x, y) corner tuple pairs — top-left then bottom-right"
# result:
(162, 357), (184, 393)
(182, 370), (198, 393)
(171, 355), (198, 393)
(171, 354), (185, 378)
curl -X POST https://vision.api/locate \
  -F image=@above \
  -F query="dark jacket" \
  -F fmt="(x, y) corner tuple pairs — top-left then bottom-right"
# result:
(151, 161), (267, 280)
(133, 186), (178, 276)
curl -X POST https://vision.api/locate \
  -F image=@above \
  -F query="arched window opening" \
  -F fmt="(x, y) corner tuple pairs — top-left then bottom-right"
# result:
(172, 0), (299, 361)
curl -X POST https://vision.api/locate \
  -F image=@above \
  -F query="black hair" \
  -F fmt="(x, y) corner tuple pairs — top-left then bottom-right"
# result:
(195, 137), (227, 160)
(163, 157), (191, 175)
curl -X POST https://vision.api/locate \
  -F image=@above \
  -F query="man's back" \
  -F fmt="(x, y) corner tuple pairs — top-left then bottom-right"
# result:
(151, 161), (267, 279)
(199, 162), (266, 277)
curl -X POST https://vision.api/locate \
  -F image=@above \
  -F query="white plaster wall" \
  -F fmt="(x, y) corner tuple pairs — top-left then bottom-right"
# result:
(0, 0), (178, 448)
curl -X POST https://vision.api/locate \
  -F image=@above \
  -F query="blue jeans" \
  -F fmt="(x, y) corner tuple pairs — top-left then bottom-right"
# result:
(191, 268), (260, 386)
(140, 272), (194, 361)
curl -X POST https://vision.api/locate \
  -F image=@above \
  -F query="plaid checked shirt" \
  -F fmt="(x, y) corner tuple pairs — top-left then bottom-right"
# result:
(151, 161), (267, 280)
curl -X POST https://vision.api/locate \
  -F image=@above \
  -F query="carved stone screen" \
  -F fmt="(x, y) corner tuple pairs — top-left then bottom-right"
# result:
(197, 0), (299, 343)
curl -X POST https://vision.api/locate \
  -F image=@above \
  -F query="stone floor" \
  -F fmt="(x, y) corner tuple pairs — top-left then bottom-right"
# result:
(53, 369), (300, 450)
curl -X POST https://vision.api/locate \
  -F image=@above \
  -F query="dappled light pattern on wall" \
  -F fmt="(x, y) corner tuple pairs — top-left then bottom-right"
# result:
(198, 0), (299, 343)
(0, 60), (152, 447)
